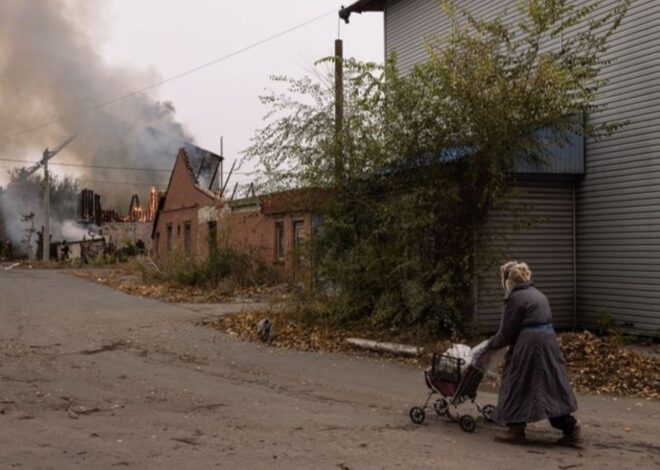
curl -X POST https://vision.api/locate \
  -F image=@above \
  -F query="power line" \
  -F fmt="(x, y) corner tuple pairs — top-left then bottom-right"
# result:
(76, 179), (167, 186)
(0, 158), (170, 173)
(0, 158), (251, 175)
(0, 8), (338, 142)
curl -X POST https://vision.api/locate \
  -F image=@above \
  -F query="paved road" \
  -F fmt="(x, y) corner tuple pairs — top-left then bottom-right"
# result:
(0, 269), (658, 469)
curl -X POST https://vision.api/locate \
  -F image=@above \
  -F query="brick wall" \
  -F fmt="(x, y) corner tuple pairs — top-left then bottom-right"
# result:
(151, 150), (315, 283)
(152, 149), (217, 261)
(219, 200), (313, 282)
(102, 222), (152, 252)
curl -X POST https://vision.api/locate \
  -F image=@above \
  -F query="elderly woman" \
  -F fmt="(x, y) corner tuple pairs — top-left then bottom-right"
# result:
(480, 261), (580, 445)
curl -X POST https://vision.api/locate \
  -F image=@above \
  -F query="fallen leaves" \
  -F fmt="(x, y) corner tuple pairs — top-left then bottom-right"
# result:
(204, 311), (349, 354)
(70, 267), (284, 304)
(71, 268), (233, 303)
(70, 267), (659, 400)
(558, 331), (660, 400)
(208, 314), (659, 400)
(204, 311), (451, 367)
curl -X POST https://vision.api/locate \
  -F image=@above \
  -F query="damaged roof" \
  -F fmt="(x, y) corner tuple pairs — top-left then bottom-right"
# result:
(143, 127), (222, 192)
(339, 0), (385, 23)
(182, 143), (222, 192)
(150, 147), (218, 239)
(177, 147), (217, 199)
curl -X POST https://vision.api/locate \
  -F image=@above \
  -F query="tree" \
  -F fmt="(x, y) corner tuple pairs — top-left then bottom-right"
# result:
(245, 0), (630, 338)
(0, 168), (79, 254)
(20, 212), (36, 259)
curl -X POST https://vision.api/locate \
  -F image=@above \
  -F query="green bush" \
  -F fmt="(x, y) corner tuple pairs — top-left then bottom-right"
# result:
(246, 0), (629, 339)
(597, 311), (622, 340)
(147, 246), (275, 289)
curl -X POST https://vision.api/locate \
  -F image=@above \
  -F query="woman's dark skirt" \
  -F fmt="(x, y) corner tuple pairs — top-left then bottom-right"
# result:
(492, 329), (578, 425)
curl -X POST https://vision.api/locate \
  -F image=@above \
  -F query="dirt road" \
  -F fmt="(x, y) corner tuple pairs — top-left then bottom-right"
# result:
(0, 269), (658, 469)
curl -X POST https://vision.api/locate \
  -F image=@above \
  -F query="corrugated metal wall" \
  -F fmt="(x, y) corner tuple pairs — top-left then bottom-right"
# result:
(385, 0), (521, 74)
(514, 120), (585, 175)
(383, 0), (660, 333)
(477, 180), (576, 333)
(577, 0), (660, 332)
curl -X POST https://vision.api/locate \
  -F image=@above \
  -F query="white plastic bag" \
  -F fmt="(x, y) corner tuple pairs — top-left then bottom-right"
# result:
(444, 343), (472, 376)
(469, 340), (505, 379)
(444, 341), (505, 379)
(469, 340), (489, 366)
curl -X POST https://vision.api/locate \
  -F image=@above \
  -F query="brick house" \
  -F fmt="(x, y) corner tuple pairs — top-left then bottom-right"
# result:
(151, 147), (221, 260)
(218, 190), (315, 283)
(152, 147), (315, 283)
(260, 190), (316, 283)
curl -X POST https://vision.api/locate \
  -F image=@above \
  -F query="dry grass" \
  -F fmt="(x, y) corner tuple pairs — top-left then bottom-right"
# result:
(71, 264), (283, 304)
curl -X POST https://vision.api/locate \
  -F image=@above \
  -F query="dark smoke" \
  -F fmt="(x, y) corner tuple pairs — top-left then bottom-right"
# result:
(0, 0), (194, 245)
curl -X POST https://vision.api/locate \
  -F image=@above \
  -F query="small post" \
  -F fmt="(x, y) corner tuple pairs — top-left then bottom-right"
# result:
(219, 137), (224, 193)
(334, 39), (344, 183)
(42, 151), (50, 262)
(469, 224), (479, 326)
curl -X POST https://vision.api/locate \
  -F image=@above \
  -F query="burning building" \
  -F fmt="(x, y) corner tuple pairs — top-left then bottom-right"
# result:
(0, 0), (204, 251)
(126, 188), (163, 223)
(79, 187), (161, 225)
(79, 188), (102, 226)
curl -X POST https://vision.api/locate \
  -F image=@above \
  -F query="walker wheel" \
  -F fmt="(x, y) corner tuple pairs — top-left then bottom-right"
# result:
(459, 415), (477, 433)
(409, 407), (426, 425)
(482, 404), (496, 422)
(433, 398), (449, 416)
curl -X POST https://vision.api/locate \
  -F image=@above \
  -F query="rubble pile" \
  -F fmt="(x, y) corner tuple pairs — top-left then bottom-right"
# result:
(559, 331), (659, 399)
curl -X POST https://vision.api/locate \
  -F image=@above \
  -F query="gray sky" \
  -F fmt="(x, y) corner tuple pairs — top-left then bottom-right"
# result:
(0, 0), (383, 194)
(101, 0), (384, 188)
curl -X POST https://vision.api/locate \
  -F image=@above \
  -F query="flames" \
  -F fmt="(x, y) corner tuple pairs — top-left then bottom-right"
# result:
(80, 186), (163, 225)
(126, 187), (162, 223)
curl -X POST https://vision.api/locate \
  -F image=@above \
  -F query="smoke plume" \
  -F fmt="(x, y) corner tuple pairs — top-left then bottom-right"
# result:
(0, 0), (193, 247)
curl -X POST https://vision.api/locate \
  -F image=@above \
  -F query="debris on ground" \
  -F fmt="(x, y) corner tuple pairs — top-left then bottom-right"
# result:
(10, 261), (70, 270)
(558, 331), (659, 399)
(207, 312), (660, 399)
(256, 318), (272, 343)
(69, 266), (660, 400)
(345, 338), (424, 357)
(204, 311), (349, 354)
(79, 339), (129, 355)
(4, 262), (21, 271)
(202, 311), (449, 366)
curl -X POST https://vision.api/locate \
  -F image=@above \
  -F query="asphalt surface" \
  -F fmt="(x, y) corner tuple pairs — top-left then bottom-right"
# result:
(0, 269), (658, 469)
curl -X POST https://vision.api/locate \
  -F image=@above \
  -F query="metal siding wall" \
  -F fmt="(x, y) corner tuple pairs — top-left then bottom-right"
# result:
(477, 181), (576, 333)
(514, 123), (585, 175)
(577, 0), (660, 332)
(384, 0), (660, 332)
(385, 0), (520, 74)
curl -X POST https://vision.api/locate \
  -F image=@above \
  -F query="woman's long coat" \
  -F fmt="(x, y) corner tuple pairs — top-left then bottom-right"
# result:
(486, 282), (577, 425)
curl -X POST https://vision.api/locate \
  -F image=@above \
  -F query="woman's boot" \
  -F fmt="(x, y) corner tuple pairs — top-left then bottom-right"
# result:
(556, 421), (583, 446)
(494, 423), (527, 444)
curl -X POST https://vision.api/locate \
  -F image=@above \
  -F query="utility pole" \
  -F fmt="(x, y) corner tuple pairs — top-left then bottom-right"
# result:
(334, 39), (344, 183)
(42, 149), (50, 261)
(39, 135), (76, 261)
(219, 137), (224, 193)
